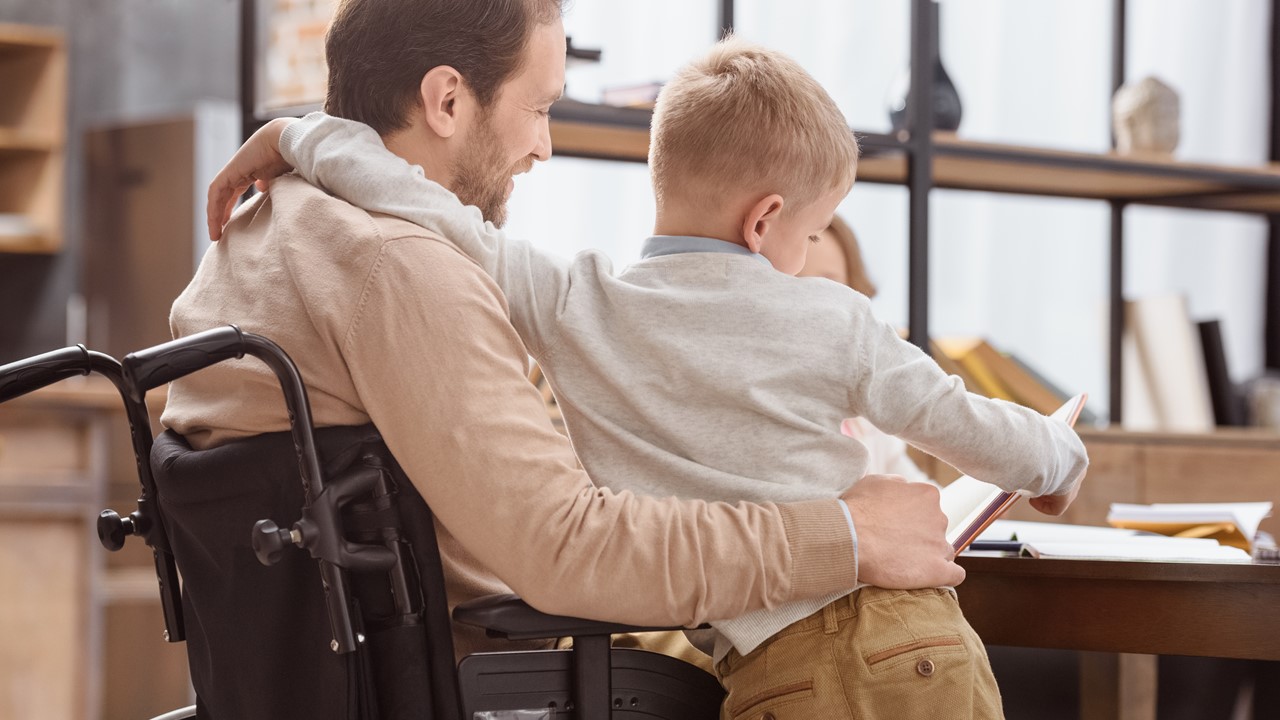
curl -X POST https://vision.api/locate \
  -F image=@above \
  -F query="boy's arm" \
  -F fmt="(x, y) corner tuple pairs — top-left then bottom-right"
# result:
(849, 314), (1089, 500)
(280, 112), (571, 357)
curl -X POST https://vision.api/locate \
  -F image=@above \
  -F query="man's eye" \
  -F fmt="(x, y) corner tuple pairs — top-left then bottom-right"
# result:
(808, 235), (821, 244)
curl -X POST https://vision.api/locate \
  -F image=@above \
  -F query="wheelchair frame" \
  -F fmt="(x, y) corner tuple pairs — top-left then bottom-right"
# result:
(0, 326), (723, 720)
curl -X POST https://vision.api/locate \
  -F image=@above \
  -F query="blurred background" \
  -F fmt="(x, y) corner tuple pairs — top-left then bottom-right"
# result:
(0, 1), (1277, 718)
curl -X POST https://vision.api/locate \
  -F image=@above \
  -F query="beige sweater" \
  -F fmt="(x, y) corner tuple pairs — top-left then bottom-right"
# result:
(161, 175), (856, 658)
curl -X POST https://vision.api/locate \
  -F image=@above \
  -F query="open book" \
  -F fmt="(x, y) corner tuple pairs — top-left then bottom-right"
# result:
(940, 393), (1088, 556)
(974, 519), (1254, 562)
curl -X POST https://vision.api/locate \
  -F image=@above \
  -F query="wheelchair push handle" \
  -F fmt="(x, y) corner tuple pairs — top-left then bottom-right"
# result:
(124, 326), (366, 654)
(122, 325), (247, 400)
(0, 345), (94, 403)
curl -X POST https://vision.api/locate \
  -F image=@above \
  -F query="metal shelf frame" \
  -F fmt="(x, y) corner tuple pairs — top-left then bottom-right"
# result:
(239, 0), (1280, 423)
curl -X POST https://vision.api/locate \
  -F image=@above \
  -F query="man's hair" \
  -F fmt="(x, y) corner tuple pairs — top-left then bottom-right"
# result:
(325, 0), (564, 135)
(649, 37), (859, 213)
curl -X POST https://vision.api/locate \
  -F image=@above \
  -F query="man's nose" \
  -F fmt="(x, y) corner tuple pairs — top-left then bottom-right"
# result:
(533, 118), (553, 162)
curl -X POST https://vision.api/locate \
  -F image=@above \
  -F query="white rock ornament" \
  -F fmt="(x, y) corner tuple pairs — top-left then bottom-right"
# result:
(1112, 76), (1181, 156)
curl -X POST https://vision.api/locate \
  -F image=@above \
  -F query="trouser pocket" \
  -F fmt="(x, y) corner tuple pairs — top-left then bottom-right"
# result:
(837, 588), (1004, 720)
(726, 680), (815, 720)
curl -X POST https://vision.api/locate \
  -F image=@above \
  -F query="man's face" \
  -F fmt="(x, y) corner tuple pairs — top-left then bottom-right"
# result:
(451, 19), (566, 227)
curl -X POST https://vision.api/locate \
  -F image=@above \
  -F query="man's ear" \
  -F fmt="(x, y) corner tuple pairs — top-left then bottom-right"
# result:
(419, 66), (463, 139)
(741, 194), (785, 254)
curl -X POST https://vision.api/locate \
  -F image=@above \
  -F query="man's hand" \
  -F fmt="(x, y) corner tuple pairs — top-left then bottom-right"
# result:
(206, 117), (297, 241)
(1028, 472), (1084, 516)
(841, 474), (966, 589)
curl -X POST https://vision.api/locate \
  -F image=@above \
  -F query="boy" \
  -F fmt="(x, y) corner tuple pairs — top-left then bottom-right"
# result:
(216, 38), (1086, 719)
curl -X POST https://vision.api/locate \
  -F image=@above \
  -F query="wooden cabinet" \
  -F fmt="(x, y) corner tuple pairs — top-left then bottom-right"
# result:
(0, 380), (190, 720)
(0, 23), (66, 253)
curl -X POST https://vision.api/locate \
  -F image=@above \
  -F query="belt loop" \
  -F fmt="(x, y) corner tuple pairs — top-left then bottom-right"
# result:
(823, 601), (839, 635)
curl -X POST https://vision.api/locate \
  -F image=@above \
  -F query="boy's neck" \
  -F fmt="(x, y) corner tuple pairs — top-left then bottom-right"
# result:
(653, 206), (748, 249)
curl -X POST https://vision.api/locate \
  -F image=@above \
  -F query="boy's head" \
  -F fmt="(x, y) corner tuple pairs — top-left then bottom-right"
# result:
(650, 37), (860, 274)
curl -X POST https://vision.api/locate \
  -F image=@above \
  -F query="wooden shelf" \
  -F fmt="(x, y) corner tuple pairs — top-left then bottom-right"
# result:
(0, 23), (62, 50)
(547, 101), (1280, 214)
(0, 233), (59, 253)
(0, 24), (65, 255)
(256, 100), (1280, 213)
(0, 127), (56, 151)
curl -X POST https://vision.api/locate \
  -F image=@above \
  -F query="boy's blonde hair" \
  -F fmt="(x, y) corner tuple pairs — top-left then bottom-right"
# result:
(649, 37), (860, 214)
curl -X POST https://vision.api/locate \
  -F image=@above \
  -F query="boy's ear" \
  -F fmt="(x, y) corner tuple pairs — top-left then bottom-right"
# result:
(419, 66), (464, 139)
(741, 194), (785, 254)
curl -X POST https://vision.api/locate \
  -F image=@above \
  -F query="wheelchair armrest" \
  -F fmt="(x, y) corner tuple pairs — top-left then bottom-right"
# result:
(454, 593), (700, 641)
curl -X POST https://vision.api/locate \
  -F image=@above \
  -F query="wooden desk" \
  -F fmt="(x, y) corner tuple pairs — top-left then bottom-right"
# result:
(956, 555), (1280, 660)
(957, 555), (1279, 720)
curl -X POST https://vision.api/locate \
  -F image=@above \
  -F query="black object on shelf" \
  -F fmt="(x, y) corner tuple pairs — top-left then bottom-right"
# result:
(888, 1), (962, 133)
(887, 57), (962, 133)
(566, 36), (602, 63)
(1198, 319), (1246, 427)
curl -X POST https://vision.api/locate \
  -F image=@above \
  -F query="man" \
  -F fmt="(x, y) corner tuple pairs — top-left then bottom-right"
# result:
(186, 0), (964, 660)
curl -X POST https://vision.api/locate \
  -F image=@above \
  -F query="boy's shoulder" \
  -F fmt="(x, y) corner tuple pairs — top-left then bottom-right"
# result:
(265, 175), (489, 277)
(217, 175), (491, 305)
(269, 174), (449, 249)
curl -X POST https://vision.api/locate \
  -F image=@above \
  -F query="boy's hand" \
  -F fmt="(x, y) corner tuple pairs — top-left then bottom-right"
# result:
(841, 475), (966, 589)
(206, 117), (297, 241)
(1028, 474), (1083, 516)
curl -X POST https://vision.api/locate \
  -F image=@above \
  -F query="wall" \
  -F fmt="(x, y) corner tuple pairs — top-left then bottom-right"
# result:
(0, 0), (239, 362)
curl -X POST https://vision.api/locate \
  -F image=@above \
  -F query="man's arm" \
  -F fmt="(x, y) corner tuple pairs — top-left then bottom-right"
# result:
(281, 113), (571, 357)
(343, 238), (958, 625)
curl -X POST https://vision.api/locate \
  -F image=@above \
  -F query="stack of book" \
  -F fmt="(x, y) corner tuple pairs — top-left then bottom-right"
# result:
(1122, 294), (1245, 431)
(932, 337), (1098, 425)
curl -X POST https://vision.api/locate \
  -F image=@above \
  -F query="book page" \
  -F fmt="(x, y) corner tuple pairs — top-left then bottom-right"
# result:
(941, 476), (1005, 541)
(1025, 537), (1252, 563)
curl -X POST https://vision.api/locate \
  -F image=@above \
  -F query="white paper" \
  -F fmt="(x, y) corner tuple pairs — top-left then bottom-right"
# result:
(1026, 538), (1252, 563)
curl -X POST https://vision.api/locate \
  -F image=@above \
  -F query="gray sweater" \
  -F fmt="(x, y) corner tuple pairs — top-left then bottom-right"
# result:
(280, 114), (1089, 656)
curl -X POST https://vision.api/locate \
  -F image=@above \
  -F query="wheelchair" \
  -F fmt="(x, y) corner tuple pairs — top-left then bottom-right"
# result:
(0, 326), (724, 720)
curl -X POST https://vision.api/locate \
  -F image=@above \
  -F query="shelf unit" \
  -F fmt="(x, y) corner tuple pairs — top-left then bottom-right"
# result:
(545, 1), (1280, 424)
(0, 23), (66, 254)
(547, 99), (1280, 211)
(238, 1), (1280, 423)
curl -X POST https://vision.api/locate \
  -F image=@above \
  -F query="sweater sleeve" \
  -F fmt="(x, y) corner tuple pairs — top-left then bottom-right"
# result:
(848, 309), (1089, 498)
(280, 112), (572, 356)
(341, 236), (856, 626)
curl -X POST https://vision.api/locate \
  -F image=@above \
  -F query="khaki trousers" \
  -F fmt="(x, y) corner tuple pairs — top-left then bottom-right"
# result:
(714, 588), (1004, 720)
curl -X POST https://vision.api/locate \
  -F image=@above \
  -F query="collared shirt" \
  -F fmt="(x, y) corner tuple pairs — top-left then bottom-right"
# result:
(640, 235), (772, 266)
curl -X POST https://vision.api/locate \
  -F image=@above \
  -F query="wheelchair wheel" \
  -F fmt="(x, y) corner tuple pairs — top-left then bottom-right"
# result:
(148, 706), (197, 720)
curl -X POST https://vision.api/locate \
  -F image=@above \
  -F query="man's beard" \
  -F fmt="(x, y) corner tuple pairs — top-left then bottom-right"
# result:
(451, 115), (527, 228)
